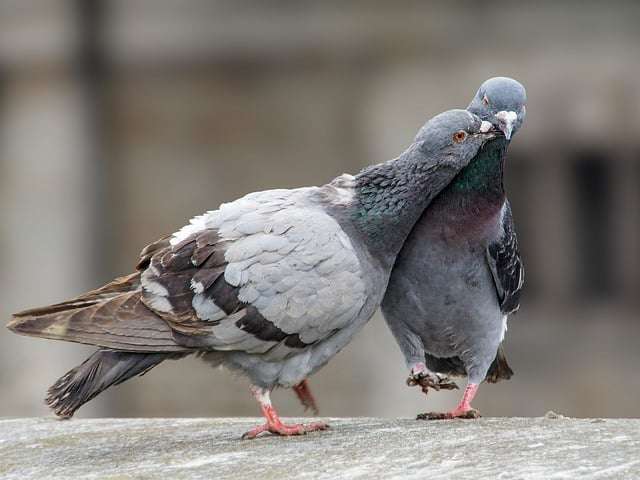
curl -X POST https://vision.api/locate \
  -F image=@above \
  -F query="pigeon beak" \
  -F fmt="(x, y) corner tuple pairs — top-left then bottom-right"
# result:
(495, 111), (517, 140)
(479, 120), (493, 133)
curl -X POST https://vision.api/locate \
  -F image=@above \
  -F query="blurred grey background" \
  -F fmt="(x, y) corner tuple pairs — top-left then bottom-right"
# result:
(1, 1), (639, 420)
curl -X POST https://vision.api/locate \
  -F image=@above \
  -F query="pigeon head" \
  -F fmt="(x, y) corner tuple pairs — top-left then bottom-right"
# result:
(414, 109), (498, 159)
(351, 109), (497, 255)
(467, 77), (526, 140)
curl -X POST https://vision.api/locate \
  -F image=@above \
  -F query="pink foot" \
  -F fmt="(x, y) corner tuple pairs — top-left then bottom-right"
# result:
(242, 386), (329, 440)
(242, 419), (328, 440)
(416, 383), (480, 421)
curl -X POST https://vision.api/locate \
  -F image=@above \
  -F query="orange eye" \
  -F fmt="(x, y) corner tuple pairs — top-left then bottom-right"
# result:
(482, 94), (490, 106)
(453, 130), (467, 143)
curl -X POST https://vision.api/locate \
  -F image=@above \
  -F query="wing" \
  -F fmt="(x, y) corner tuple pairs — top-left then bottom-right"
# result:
(141, 188), (368, 360)
(486, 201), (524, 314)
(8, 272), (190, 352)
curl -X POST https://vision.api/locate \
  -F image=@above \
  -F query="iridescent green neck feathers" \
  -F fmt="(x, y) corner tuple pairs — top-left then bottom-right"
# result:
(449, 137), (508, 198)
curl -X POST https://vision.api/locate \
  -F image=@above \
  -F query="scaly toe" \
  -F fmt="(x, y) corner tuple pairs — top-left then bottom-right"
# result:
(241, 424), (269, 440)
(417, 411), (450, 421)
(457, 409), (481, 419)
(303, 422), (329, 433)
(276, 424), (307, 436)
(242, 421), (329, 440)
(406, 372), (425, 387)
(434, 374), (459, 390)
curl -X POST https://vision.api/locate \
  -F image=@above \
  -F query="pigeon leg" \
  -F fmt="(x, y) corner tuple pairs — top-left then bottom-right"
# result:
(407, 362), (459, 394)
(242, 386), (329, 440)
(417, 383), (481, 420)
(292, 379), (319, 414)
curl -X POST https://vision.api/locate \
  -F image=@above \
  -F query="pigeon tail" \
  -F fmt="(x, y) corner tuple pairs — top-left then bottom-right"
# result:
(8, 273), (189, 353)
(485, 345), (514, 383)
(46, 350), (186, 418)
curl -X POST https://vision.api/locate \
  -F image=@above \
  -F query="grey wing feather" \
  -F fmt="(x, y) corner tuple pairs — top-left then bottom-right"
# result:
(141, 188), (367, 360)
(9, 188), (366, 359)
(486, 201), (524, 314)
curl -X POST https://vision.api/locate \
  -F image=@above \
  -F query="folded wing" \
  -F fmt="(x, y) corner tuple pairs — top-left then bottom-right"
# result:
(8, 273), (188, 352)
(486, 201), (524, 314)
(142, 188), (367, 360)
(10, 188), (368, 361)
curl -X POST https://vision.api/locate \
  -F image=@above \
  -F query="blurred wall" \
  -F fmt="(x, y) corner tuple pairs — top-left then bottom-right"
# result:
(1, 1), (639, 419)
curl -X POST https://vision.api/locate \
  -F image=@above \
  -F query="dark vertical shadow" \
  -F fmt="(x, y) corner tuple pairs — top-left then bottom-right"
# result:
(74, 0), (113, 282)
(573, 153), (613, 299)
(504, 153), (538, 302)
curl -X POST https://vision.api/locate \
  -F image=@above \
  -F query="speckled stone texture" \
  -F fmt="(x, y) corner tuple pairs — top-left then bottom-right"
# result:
(1, 417), (638, 479)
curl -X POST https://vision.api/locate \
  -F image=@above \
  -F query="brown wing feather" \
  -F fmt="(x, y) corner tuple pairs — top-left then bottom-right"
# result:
(12, 273), (139, 319)
(136, 235), (172, 270)
(139, 227), (315, 351)
(8, 228), (227, 349)
(9, 273), (190, 352)
(140, 228), (229, 336)
(9, 222), (307, 354)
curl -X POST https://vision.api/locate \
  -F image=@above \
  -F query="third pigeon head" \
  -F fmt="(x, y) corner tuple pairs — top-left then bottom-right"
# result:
(467, 77), (527, 140)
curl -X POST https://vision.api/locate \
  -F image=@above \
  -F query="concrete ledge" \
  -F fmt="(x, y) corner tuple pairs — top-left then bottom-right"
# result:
(1, 417), (639, 479)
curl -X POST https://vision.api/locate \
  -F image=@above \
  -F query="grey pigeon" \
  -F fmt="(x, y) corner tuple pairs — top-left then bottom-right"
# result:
(381, 77), (526, 419)
(8, 109), (498, 438)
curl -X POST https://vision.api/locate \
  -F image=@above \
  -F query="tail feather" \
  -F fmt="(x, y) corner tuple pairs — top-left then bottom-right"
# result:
(485, 345), (514, 383)
(8, 274), (189, 352)
(46, 350), (186, 418)
(12, 273), (139, 320)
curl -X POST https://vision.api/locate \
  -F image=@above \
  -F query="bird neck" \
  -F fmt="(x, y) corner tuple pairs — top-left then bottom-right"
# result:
(448, 137), (508, 201)
(349, 143), (459, 264)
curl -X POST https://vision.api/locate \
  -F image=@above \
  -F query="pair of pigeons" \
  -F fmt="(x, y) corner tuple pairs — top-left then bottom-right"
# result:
(9, 76), (526, 439)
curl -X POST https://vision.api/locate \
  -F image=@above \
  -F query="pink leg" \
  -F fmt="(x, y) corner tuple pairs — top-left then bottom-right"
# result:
(293, 379), (319, 414)
(448, 383), (479, 417)
(242, 386), (329, 440)
(417, 383), (481, 420)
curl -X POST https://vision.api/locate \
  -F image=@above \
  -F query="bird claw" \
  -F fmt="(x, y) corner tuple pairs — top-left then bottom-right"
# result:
(407, 371), (459, 394)
(433, 374), (459, 391)
(417, 408), (480, 421)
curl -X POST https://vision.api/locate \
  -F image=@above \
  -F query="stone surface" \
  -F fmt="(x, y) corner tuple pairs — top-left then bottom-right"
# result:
(1, 417), (639, 479)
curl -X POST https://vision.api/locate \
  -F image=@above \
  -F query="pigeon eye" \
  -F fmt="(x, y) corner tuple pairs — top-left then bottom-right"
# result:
(453, 131), (467, 143)
(482, 95), (490, 106)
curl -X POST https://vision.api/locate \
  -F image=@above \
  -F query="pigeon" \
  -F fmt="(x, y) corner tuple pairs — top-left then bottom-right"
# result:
(381, 77), (527, 419)
(8, 109), (499, 438)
